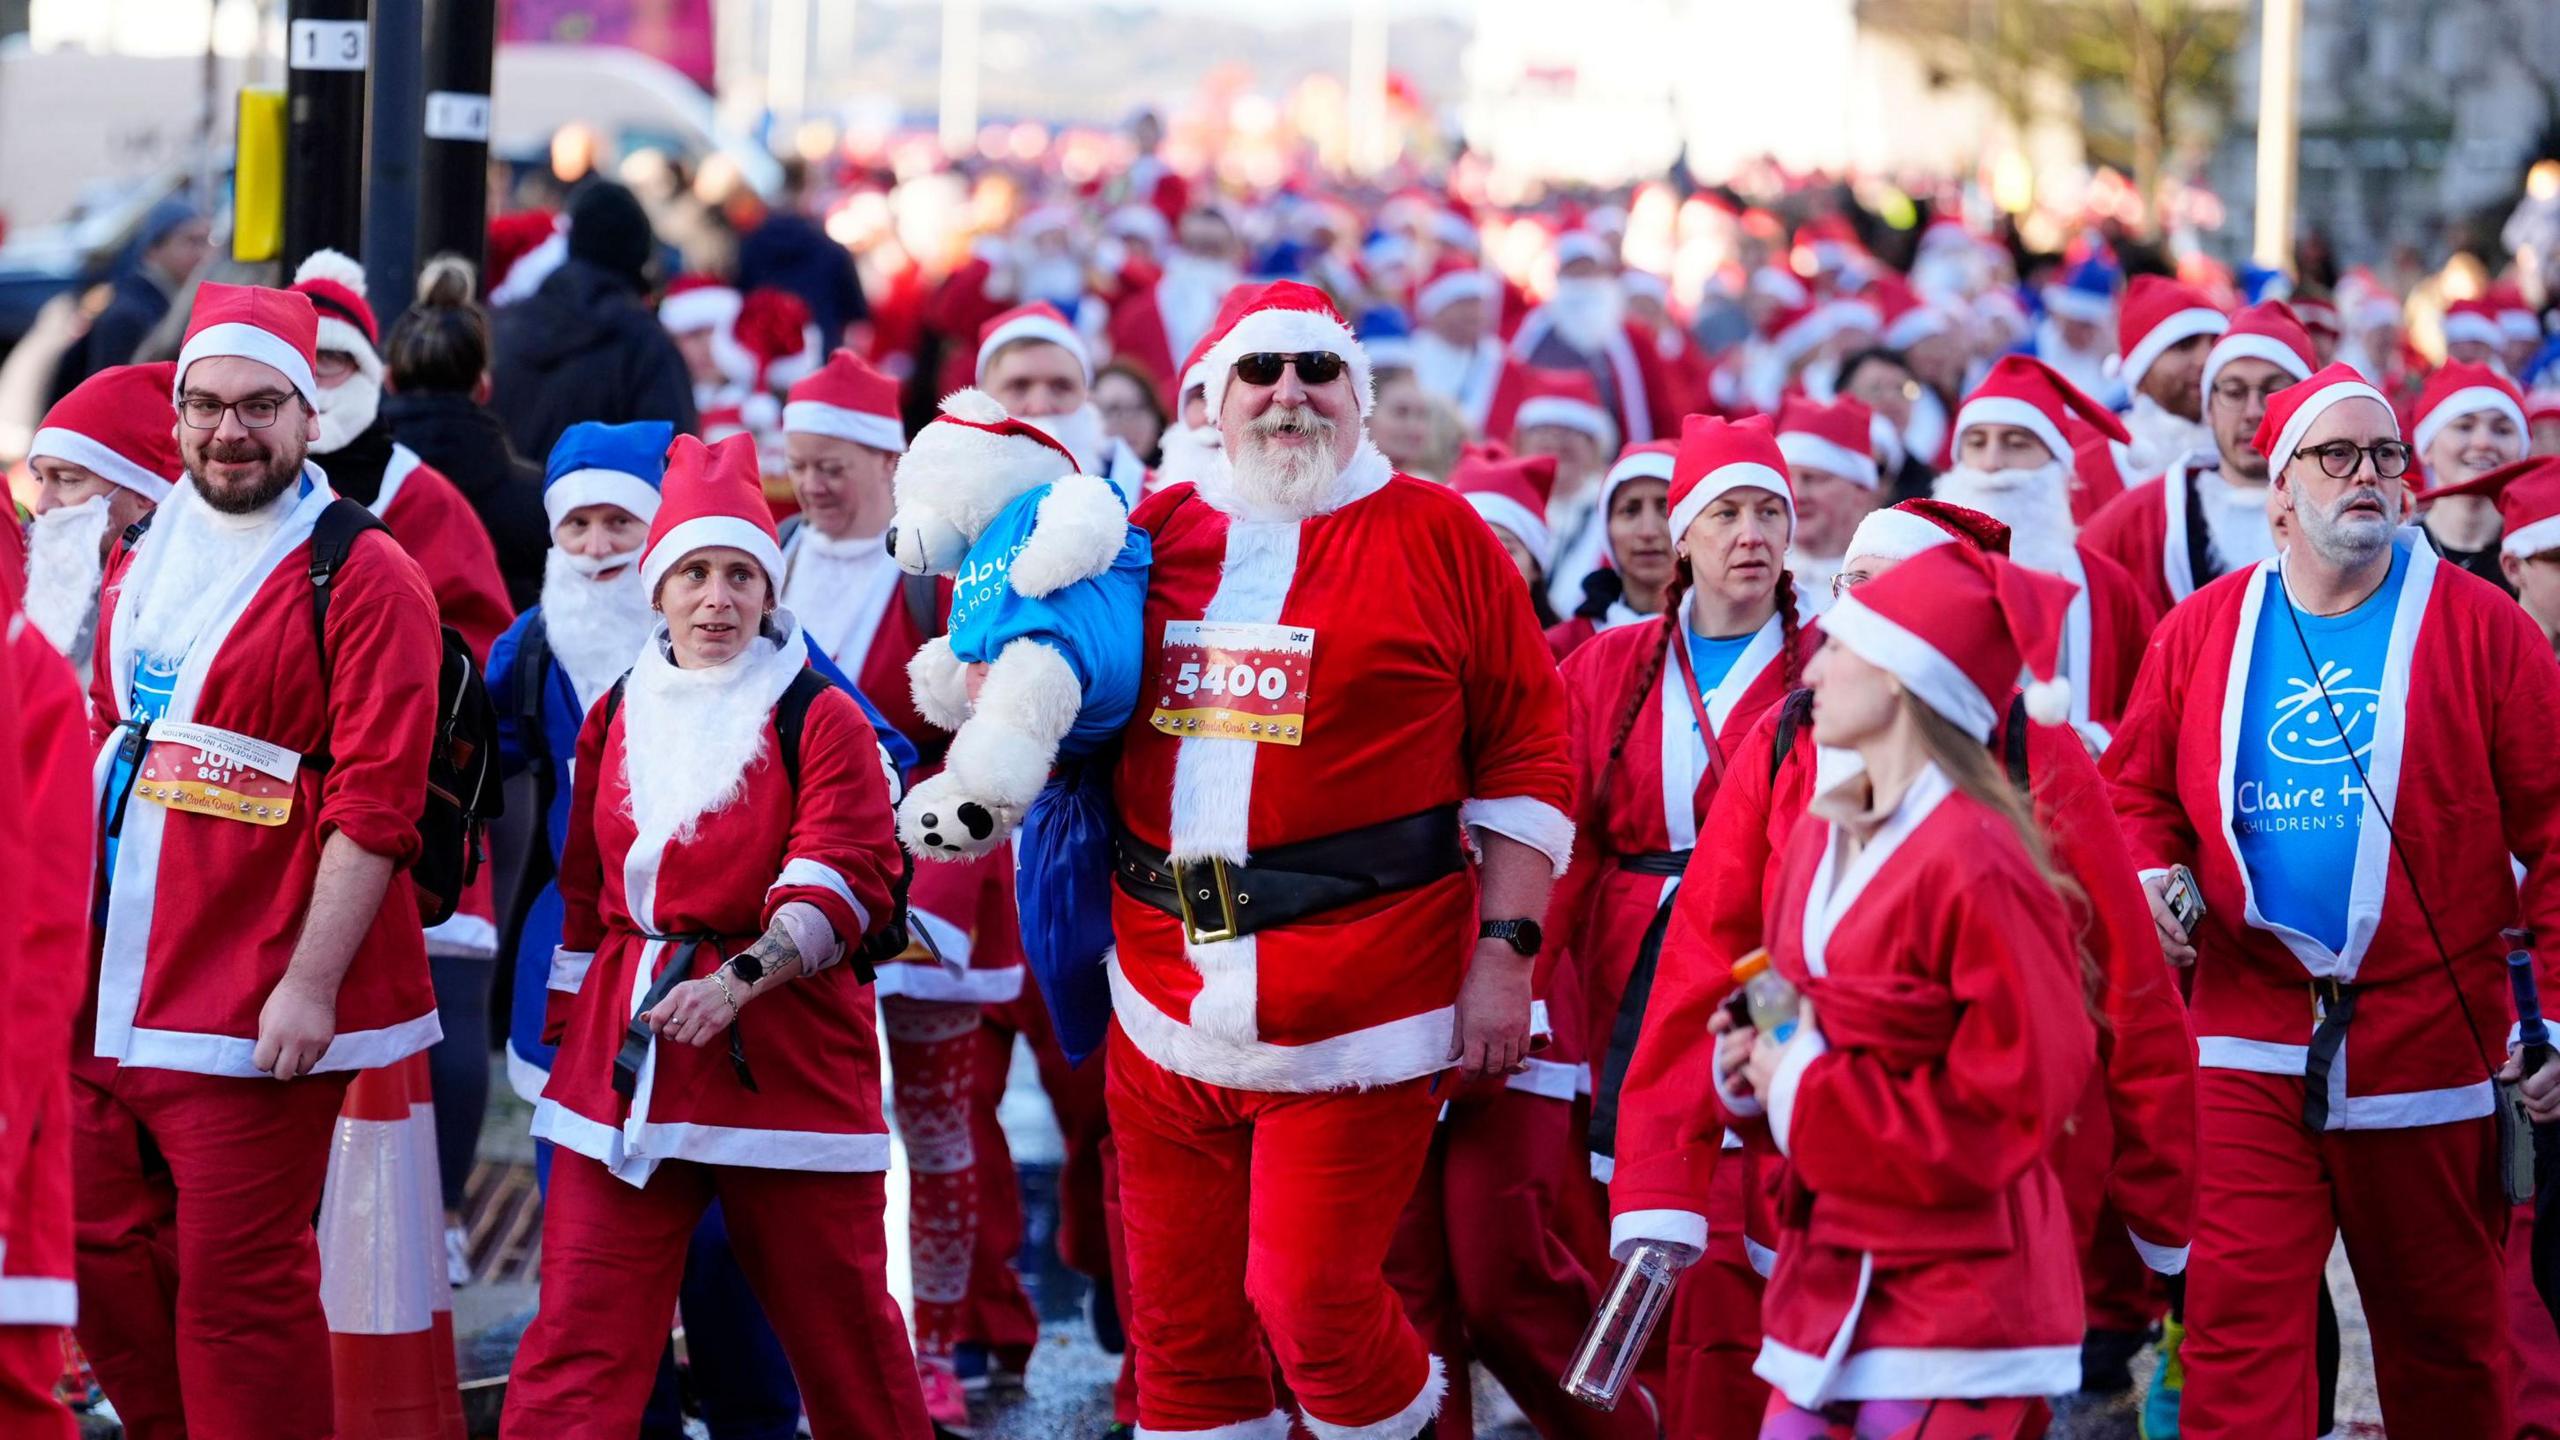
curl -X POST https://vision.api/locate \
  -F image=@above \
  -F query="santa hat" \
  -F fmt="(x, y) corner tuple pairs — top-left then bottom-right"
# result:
(919, 387), (1081, 470)
(2114, 275), (2226, 391)
(2251, 361), (2395, 473)
(174, 282), (320, 409)
(1750, 266), (1810, 308)
(1602, 438), (1679, 510)
(976, 301), (1091, 385)
(2410, 361), (2528, 457)
(485, 210), (558, 298)
(641, 433), (784, 597)
(1415, 258), (1496, 320)
(2441, 297), (2505, 351)
(290, 250), (383, 381)
(1195, 280), (1375, 423)
(1508, 368), (1616, 449)
(2528, 390), (2560, 432)
(714, 287), (824, 395)
(2418, 455), (2560, 559)
(544, 419), (674, 531)
(1451, 443), (1560, 572)
(1766, 299), (1835, 364)
(1105, 204), (1171, 249)
(1179, 286), (1259, 411)
(1553, 230), (1615, 271)
(1871, 275), (1951, 350)
(1955, 354), (2130, 464)
(1773, 394), (1880, 490)
(2201, 299), (2317, 396)
(783, 348), (907, 454)
(1669, 414), (1793, 541)
(660, 274), (743, 336)
(2041, 257), (2121, 327)
(1845, 497), (2011, 564)
(30, 360), (182, 502)
(2493, 285), (2543, 345)
(2292, 296), (2342, 339)
(1824, 542), (2078, 738)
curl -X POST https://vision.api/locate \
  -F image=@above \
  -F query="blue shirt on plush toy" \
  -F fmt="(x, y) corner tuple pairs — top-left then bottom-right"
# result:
(945, 480), (1152, 757)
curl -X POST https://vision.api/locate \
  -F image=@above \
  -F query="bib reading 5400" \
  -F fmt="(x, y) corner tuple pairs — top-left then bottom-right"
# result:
(1148, 620), (1316, 746)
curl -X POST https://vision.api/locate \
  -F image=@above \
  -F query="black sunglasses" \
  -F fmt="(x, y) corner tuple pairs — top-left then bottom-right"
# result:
(1233, 351), (1347, 387)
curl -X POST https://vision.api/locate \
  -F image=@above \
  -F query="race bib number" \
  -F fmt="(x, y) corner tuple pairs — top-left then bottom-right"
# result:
(135, 723), (301, 826)
(1148, 620), (1316, 746)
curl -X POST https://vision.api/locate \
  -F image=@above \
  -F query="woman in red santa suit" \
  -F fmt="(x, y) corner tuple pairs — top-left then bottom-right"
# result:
(501, 434), (928, 1440)
(1545, 439), (1679, 662)
(1716, 542), (2099, 1438)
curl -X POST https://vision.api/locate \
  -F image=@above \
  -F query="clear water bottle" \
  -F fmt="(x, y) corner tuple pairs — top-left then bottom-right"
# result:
(1561, 1238), (1693, 1409)
(1732, 948), (1799, 1042)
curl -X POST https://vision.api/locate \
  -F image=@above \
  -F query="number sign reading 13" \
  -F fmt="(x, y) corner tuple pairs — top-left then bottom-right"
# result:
(1149, 620), (1316, 746)
(291, 19), (369, 71)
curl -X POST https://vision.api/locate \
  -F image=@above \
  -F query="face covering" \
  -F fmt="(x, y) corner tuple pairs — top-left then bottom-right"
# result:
(540, 545), (654, 710)
(312, 369), (382, 455)
(23, 493), (115, 655)
(1547, 276), (1628, 354)
(1933, 460), (2079, 575)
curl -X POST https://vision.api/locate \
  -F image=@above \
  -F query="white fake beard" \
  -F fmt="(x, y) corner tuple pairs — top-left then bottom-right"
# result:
(122, 478), (293, 664)
(312, 371), (382, 455)
(1225, 406), (1341, 516)
(1021, 254), (1087, 315)
(619, 619), (787, 847)
(2123, 393), (2215, 476)
(1154, 423), (1228, 490)
(1934, 461), (2080, 575)
(24, 494), (113, 656)
(539, 547), (654, 712)
(1021, 404), (1108, 474)
(1409, 330), (1479, 401)
(1547, 276), (1627, 355)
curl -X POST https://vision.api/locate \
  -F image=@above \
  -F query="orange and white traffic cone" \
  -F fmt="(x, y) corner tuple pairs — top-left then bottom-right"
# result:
(317, 1053), (467, 1440)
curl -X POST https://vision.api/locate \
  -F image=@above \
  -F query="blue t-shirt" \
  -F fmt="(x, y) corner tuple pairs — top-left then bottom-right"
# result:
(1686, 628), (1758, 699)
(945, 482), (1150, 758)
(2231, 540), (2410, 952)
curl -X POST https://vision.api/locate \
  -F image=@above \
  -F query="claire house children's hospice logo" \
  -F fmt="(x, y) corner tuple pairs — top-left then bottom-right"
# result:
(2235, 660), (2381, 835)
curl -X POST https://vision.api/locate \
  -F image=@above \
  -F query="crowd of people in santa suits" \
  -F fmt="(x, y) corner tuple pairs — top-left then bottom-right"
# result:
(10, 151), (2560, 1440)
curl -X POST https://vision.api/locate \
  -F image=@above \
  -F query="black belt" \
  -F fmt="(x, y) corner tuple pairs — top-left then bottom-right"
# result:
(1616, 850), (1692, 878)
(2302, 978), (2356, 1131)
(614, 933), (757, 1098)
(1112, 805), (1465, 944)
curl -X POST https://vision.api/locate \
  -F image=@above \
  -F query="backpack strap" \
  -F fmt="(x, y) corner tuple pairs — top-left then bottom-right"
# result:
(774, 665), (833, 789)
(515, 613), (555, 784)
(305, 499), (391, 772)
(600, 674), (629, 732)
(1768, 687), (1815, 785)
(2180, 465), (2220, 592)
(2002, 691), (2031, 789)
(900, 572), (945, 641)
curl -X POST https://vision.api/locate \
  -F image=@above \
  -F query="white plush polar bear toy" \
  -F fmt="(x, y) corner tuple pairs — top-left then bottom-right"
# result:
(886, 389), (1150, 860)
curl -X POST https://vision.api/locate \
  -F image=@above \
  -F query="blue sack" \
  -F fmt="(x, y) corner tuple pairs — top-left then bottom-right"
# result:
(1013, 755), (1119, 1066)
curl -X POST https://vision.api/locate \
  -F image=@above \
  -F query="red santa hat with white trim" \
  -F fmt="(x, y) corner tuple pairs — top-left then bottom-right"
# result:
(2201, 299), (2317, 396)
(1192, 280), (1375, 423)
(1871, 274), (1952, 351)
(1845, 497), (2012, 564)
(1668, 413), (1794, 542)
(2418, 455), (2560, 559)
(2528, 390), (2560, 432)
(1823, 541), (2079, 737)
(31, 361), (183, 502)
(1507, 368), (1616, 451)
(783, 348), (907, 454)
(2113, 275), (2226, 393)
(976, 301), (1091, 385)
(1601, 437), (1679, 513)
(2492, 284), (2542, 345)
(1451, 443), (1560, 572)
(1774, 394), (1880, 490)
(173, 282), (321, 409)
(714, 287), (824, 396)
(2292, 296), (2342, 340)
(2441, 297), (2505, 352)
(1954, 354), (2130, 464)
(2409, 361), (2528, 459)
(288, 249), (383, 381)
(1414, 256), (1497, 321)
(641, 432), (785, 598)
(660, 274), (743, 336)
(2251, 361), (2397, 473)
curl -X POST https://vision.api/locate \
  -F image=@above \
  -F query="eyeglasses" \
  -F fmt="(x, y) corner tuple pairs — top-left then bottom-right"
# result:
(1831, 569), (1874, 599)
(2212, 377), (2294, 408)
(2297, 439), (2414, 479)
(178, 393), (293, 430)
(1232, 351), (1347, 387)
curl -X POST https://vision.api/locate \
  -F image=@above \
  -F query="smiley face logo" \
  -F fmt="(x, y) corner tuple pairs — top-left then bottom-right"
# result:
(2265, 661), (2381, 766)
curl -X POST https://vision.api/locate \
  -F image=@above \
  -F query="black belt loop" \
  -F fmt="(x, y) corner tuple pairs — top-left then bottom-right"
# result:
(1615, 850), (1692, 878)
(2302, 979), (2357, 1132)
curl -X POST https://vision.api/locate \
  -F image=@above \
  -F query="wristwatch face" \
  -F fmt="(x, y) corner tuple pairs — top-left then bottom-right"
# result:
(731, 950), (767, 984)
(1484, 919), (1542, 955)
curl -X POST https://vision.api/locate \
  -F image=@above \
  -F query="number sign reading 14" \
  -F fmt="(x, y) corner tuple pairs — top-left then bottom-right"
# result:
(1148, 620), (1316, 747)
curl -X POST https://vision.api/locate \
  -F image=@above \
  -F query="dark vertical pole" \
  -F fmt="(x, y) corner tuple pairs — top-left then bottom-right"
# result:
(365, 0), (423, 307)
(283, 0), (370, 272)
(418, 0), (496, 284)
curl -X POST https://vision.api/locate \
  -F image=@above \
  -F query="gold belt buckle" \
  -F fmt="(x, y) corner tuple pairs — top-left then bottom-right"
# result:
(1174, 857), (1242, 945)
(2311, 977), (2345, 1016)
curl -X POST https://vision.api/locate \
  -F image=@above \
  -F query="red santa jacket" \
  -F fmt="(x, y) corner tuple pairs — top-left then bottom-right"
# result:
(1612, 693), (2197, 1272)
(373, 444), (514, 664)
(923, 254), (1015, 401)
(2104, 538), (2560, 1127)
(1109, 450), (1576, 1094)
(2080, 457), (2274, 623)
(1507, 310), (1676, 445)
(1740, 766), (2095, 1407)
(89, 478), (443, 1077)
(2056, 543), (2159, 743)
(1105, 283), (1183, 411)
(538, 624), (902, 1185)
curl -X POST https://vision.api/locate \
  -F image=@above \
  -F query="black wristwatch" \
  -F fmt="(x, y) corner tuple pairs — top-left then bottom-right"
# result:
(728, 949), (768, 985)
(1479, 919), (1543, 958)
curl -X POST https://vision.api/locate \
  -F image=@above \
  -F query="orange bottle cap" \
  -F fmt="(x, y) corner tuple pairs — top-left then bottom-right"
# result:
(1729, 948), (1771, 984)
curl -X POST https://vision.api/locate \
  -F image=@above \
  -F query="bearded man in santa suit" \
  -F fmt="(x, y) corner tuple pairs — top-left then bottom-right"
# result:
(20, 361), (182, 670)
(1406, 259), (1527, 435)
(2105, 364), (2560, 1438)
(75, 283), (445, 1440)
(1108, 204), (1247, 409)
(2083, 301), (2318, 617)
(1936, 355), (2160, 746)
(2109, 276), (2229, 485)
(980, 301), (1152, 502)
(1510, 231), (1673, 446)
(1108, 280), (1575, 1439)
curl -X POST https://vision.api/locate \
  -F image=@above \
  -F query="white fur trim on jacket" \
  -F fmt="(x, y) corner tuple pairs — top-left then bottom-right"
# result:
(2128, 1228), (2190, 1276)
(1610, 1207), (1709, 1262)
(0, 1277), (76, 1326)
(1198, 307), (1376, 427)
(1110, 956), (1456, 1093)
(1459, 795), (1575, 877)
(26, 427), (176, 501)
(1135, 1411), (1293, 1440)
(544, 467), (664, 531)
(1298, 1353), (1448, 1440)
(1765, 1021), (1829, 1156)
(782, 400), (907, 454)
(1844, 507), (1957, 565)
(1010, 473), (1131, 597)
(641, 515), (786, 599)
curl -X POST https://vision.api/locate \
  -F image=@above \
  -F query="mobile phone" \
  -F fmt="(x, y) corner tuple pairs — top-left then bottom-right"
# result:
(2163, 865), (2206, 934)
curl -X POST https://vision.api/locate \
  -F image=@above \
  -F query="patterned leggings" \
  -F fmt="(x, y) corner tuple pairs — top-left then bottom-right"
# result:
(1759, 1394), (2050, 1439)
(882, 996), (985, 1364)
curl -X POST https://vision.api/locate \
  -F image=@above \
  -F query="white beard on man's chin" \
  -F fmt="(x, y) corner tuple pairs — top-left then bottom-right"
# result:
(1154, 424), (1228, 489)
(24, 495), (114, 655)
(1934, 461), (2081, 574)
(1547, 277), (1627, 355)
(1225, 414), (1341, 516)
(1020, 404), (1108, 474)
(2123, 394), (2215, 475)
(541, 547), (655, 710)
(312, 373), (382, 455)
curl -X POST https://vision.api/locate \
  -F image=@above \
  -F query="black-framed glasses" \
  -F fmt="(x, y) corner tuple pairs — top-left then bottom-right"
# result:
(178, 393), (294, 430)
(2297, 439), (2414, 480)
(1233, 351), (1347, 387)
(2211, 376), (2294, 408)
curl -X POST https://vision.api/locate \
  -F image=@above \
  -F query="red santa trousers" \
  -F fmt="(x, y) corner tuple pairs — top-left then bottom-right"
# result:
(502, 1153), (928, 1439)
(70, 1061), (352, 1440)
(1109, 1027), (1448, 1437)
(1387, 1085), (1654, 1440)
(0, 1328), (73, 1440)
(2182, 1069), (2510, 1439)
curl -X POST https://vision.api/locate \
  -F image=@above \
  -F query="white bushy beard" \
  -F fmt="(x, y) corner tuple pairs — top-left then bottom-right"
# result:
(1935, 460), (2080, 575)
(1154, 422), (1227, 490)
(619, 618), (787, 847)
(24, 494), (114, 656)
(312, 371), (382, 455)
(1021, 253), (1086, 315)
(1158, 254), (1241, 351)
(2123, 392), (2215, 477)
(1225, 406), (1341, 516)
(1547, 276), (1626, 355)
(1021, 404), (1108, 474)
(121, 478), (293, 664)
(539, 547), (654, 712)
(1409, 330), (1482, 401)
